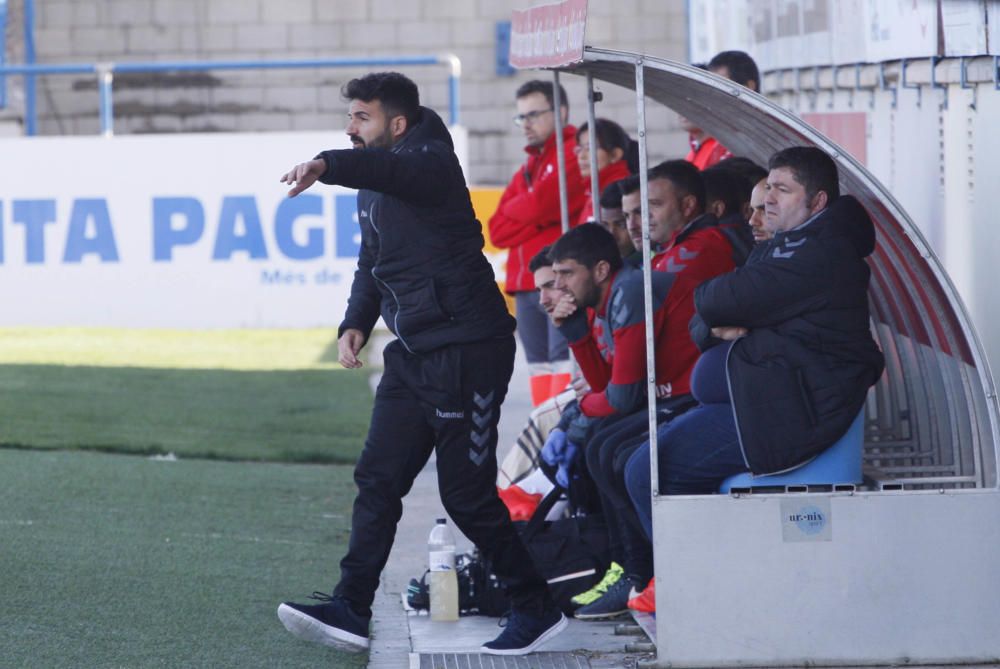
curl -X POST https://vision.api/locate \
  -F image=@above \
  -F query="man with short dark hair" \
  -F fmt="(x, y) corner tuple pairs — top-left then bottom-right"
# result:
(490, 80), (585, 407)
(598, 179), (636, 261)
(276, 72), (566, 656)
(620, 160), (748, 281)
(497, 246), (584, 493)
(549, 225), (699, 421)
(527, 244), (564, 317)
(708, 50), (761, 92)
(546, 223), (702, 619)
(681, 50), (760, 170)
(702, 164), (755, 262)
(624, 147), (885, 610)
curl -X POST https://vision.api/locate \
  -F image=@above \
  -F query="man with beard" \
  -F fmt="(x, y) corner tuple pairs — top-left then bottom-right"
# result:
(547, 223), (701, 619)
(621, 161), (745, 282)
(489, 80), (585, 407)
(275, 72), (566, 656)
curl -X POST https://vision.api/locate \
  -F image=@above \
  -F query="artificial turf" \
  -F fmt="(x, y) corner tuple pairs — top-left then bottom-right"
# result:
(0, 328), (374, 463)
(0, 448), (367, 668)
(0, 327), (378, 667)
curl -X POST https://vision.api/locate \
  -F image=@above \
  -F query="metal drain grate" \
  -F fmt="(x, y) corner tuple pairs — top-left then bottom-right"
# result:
(417, 651), (593, 668)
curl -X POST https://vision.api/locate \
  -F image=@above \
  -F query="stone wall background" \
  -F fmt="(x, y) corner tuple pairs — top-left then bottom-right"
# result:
(9, 0), (691, 184)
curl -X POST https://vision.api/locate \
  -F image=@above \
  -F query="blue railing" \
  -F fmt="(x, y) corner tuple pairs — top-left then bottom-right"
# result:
(0, 54), (463, 136)
(0, 0), (10, 110)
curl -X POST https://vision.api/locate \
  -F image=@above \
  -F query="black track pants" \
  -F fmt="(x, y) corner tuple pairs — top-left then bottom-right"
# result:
(333, 336), (551, 615)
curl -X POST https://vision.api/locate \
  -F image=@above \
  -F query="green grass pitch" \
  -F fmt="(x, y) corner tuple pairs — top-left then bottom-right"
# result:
(0, 328), (377, 667)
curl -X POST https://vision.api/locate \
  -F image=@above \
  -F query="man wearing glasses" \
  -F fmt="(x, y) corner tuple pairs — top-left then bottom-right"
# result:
(489, 81), (586, 408)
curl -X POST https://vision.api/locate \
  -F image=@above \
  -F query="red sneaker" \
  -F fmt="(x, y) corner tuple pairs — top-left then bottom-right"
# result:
(496, 485), (542, 522)
(627, 578), (656, 613)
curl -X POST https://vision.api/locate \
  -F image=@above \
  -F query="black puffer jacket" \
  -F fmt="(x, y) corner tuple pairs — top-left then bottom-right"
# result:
(694, 195), (885, 474)
(318, 107), (515, 353)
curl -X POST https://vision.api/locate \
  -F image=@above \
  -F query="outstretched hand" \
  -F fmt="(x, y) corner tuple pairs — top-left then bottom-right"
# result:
(279, 158), (326, 197)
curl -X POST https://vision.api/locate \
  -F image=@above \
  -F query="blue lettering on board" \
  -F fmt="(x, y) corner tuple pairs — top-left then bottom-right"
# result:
(13, 199), (56, 264)
(274, 194), (324, 260)
(64, 198), (119, 263)
(213, 196), (266, 260)
(335, 194), (361, 258)
(153, 197), (205, 261)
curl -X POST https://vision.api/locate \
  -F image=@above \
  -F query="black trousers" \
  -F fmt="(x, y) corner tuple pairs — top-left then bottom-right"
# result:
(584, 396), (697, 585)
(333, 335), (550, 615)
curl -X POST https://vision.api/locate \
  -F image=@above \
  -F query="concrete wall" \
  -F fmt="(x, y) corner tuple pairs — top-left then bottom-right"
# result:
(18, 0), (690, 184)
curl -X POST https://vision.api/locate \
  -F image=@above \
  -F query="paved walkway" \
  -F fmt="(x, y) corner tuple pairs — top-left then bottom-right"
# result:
(365, 345), (652, 668)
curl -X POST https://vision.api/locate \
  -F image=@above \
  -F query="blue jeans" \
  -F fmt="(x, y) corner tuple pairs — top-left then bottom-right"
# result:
(624, 403), (749, 541)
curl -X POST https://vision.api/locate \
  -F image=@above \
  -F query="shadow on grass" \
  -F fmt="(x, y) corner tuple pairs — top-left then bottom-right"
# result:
(0, 364), (374, 464)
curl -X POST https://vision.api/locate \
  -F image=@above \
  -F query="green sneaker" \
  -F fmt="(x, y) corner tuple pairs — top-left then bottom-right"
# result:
(570, 562), (624, 607)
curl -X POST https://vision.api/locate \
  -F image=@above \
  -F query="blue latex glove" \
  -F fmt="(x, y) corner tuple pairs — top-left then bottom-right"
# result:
(540, 428), (567, 467)
(555, 441), (579, 488)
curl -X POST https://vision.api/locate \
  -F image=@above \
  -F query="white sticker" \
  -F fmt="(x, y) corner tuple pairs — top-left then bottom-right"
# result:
(780, 497), (833, 542)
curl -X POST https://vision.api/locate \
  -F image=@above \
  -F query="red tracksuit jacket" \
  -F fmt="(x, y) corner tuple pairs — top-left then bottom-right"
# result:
(685, 135), (732, 171)
(576, 160), (632, 226)
(652, 213), (741, 284)
(556, 265), (701, 418)
(488, 126), (585, 293)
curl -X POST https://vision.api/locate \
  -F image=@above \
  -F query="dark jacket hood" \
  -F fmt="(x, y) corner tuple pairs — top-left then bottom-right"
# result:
(395, 106), (453, 152)
(817, 194), (876, 258)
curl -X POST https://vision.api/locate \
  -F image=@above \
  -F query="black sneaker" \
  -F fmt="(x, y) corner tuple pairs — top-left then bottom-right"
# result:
(277, 592), (370, 653)
(572, 575), (631, 620)
(480, 604), (568, 655)
(406, 572), (430, 611)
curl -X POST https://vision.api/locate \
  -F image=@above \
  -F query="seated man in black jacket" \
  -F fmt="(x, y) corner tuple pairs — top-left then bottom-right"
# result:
(275, 72), (566, 656)
(623, 147), (885, 607)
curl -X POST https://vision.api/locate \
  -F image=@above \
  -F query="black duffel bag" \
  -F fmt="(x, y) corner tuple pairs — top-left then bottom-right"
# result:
(476, 485), (611, 616)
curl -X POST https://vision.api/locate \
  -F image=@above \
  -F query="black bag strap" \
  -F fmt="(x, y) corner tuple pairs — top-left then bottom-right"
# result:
(522, 485), (566, 542)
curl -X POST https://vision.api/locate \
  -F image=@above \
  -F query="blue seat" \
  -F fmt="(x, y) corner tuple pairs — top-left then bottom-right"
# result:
(719, 410), (865, 493)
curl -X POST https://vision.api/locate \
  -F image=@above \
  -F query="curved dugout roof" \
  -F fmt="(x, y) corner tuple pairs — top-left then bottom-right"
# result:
(559, 47), (999, 489)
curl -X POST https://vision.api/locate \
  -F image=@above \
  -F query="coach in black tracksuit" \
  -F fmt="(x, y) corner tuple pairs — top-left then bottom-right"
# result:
(276, 73), (565, 657)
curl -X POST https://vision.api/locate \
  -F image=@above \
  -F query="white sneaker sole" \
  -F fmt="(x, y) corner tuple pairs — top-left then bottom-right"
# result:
(277, 603), (369, 653)
(573, 607), (628, 620)
(480, 613), (569, 656)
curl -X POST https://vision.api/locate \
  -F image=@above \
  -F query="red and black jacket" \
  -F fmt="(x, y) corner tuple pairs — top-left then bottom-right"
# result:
(556, 265), (701, 418)
(652, 213), (748, 283)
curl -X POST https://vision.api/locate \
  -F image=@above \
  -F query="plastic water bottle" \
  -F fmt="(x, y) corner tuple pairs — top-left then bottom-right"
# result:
(428, 518), (458, 621)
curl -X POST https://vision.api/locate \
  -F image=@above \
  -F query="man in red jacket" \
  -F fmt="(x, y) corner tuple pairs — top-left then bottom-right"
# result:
(489, 80), (586, 407)
(681, 51), (760, 170)
(547, 223), (701, 619)
(621, 161), (747, 283)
